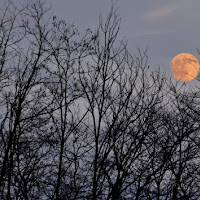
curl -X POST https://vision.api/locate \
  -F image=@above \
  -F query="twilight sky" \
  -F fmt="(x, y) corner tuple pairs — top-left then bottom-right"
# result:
(50, 0), (200, 85)
(1, 0), (200, 85)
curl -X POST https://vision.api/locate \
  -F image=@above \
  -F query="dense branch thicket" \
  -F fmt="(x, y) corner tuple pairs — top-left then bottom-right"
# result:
(0, 1), (199, 199)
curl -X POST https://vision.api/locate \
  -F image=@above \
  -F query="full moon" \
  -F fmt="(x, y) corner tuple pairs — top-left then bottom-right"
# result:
(170, 53), (199, 82)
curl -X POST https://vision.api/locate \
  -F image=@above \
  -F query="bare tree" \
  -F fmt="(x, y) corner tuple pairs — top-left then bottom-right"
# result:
(76, 6), (169, 199)
(0, 1), (55, 199)
(0, 1), (199, 200)
(164, 82), (200, 200)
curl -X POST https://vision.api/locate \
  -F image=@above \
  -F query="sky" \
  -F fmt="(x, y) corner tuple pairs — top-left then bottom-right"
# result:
(50, 0), (200, 86)
(1, 0), (200, 86)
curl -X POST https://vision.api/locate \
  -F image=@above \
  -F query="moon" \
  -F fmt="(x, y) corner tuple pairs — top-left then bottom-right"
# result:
(170, 53), (199, 82)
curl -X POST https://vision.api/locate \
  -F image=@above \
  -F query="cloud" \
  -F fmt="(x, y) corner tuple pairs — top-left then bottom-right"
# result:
(142, 3), (178, 21)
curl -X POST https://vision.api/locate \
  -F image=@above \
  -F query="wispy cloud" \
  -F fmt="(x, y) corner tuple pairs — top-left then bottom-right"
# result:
(142, 3), (179, 21)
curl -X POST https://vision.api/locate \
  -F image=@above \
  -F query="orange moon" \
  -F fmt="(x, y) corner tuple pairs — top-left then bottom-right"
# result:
(170, 53), (199, 82)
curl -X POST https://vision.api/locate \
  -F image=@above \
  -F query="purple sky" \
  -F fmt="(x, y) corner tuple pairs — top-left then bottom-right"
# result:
(1, 0), (200, 85)
(50, 0), (200, 85)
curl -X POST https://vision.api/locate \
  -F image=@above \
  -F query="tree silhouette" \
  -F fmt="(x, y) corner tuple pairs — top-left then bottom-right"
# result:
(0, 0), (199, 199)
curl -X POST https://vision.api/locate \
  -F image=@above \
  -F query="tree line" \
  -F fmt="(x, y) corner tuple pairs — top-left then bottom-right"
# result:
(0, 1), (199, 199)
